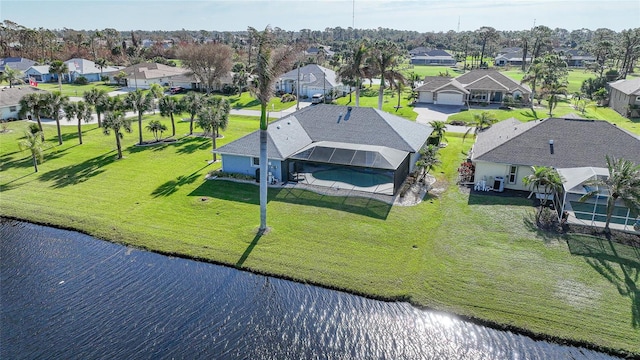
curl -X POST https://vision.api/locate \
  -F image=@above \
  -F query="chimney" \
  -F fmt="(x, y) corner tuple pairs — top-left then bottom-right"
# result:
(549, 140), (554, 154)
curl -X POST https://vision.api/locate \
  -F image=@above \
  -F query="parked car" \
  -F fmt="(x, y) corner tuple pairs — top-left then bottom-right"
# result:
(311, 93), (324, 104)
(169, 86), (185, 94)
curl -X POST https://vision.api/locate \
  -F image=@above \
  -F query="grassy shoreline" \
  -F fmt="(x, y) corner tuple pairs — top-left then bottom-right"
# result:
(1, 118), (638, 356)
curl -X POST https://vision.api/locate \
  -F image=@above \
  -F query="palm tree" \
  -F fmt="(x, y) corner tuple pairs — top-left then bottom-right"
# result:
(83, 88), (108, 127)
(369, 39), (401, 110)
(337, 40), (369, 107)
(196, 97), (230, 162)
(18, 130), (45, 172)
(521, 58), (544, 109)
(386, 65), (406, 111)
(580, 156), (640, 233)
(180, 92), (206, 135)
(148, 83), (164, 113)
(102, 111), (132, 160)
(124, 90), (154, 144)
(1, 65), (22, 88)
(463, 111), (498, 142)
(429, 120), (448, 144)
(18, 92), (46, 140)
(249, 26), (300, 232)
(95, 58), (107, 81)
(64, 101), (93, 144)
(523, 166), (562, 220)
(43, 91), (69, 145)
(145, 120), (167, 141)
(159, 96), (181, 137)
(415, 144), (441, 182)
(542, 81), (567, 117)
(49, 60), (69, 92)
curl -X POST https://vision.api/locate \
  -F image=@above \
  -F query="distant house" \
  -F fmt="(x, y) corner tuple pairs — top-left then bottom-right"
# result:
(554, 49), (596, 67)
(608, 78), (640, 118)
(109, 63), (191, 89)
(305, 46), (335, 58)
(0, 57), (36, 73)
(410, 49), (456, 66)
(278, 64), (349, 99)
(0, 86), (44, 120)
(215, 104), (433, 195)
(469, 116), (640, 230)
(64, 58), (121, 82)
(23, 65), (54, 83)
(494, 51), (531, 67)
(415, 69), (531, 106)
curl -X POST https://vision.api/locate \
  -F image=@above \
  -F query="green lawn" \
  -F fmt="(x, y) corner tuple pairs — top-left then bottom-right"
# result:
(223, 91), (295, 111)
(35, 82), (121, 97)
(448, 98), (640, 134)
(0, 115), (638, 356)
(334, 85), (418, 120)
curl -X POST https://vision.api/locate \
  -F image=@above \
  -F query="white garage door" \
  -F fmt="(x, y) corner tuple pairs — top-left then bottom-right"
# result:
(418, 92), (433, 103)
(436, 93), (463, 105)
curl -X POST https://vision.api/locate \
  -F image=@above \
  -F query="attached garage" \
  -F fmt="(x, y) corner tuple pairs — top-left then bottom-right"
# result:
(435, 92), (464, 106)
(418, 92), (434, 103)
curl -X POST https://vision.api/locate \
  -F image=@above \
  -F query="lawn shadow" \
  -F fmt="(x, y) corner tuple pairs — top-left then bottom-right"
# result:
(38, 152), (116, 188)
(174, 136), (210, 154)
(0, 146), (71, 172)
(151, 166), (209, 197)
(521, 212), (562, 244)
(229, 97), (260, 109)
(567, 235), (640, 329)
(0, 172), (38, 192)
(188, 179), (392, 220)
(520, 109), (539, 120)
(235, 231), (263, 268)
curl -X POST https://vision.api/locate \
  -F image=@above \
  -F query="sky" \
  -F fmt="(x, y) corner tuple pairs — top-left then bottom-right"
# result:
(1, 0), (638, 33)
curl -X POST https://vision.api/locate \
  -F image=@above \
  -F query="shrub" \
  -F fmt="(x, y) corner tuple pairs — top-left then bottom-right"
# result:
(281, 93), (296, 103)
(28, 123), (41, 135)
(74, 76), (89, 85)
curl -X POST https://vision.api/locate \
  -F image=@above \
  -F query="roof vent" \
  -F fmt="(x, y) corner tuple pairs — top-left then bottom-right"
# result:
(549, 139), (554, 154)
(276, 125), (281, 129)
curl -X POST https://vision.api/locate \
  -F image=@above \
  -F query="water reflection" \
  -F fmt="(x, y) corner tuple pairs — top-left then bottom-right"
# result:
(0, 219), (619, 359)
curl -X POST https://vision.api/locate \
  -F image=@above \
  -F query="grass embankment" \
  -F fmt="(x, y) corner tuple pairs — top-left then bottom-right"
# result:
(1, 117), (638, 356)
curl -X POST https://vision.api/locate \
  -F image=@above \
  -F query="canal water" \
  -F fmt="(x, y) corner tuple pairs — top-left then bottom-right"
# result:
(1, 219), (618, 359)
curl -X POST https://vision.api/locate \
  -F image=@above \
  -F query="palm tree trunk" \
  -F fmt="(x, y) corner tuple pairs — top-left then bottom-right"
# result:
(604, 196), (616, 233)
(55, 118), (62, 145)
(77, 119), (83, 144)
(170, 114), (176, 137)
(137, 113), (143, 144)
(96, 111), (102, 128)
(115, 132), (123, 159)
(355, 78), (361, 107)
(212, 132), (217, 162)
(259, 105), (268, 231)
(58, 74), (62, 92)
(378, 75), (384, 110)
(189, 116), (194, 135)
(32, 155), (38, 173)
(36, 115), (44, 141)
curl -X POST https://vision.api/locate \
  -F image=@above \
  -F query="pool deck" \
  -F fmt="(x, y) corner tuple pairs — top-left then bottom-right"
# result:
(296, 171), (394, 196)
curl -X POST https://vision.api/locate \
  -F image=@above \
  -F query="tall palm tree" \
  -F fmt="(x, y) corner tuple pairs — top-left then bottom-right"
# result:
(49, 60), (69, 92)
(43, 91), (69, 145)
(18, 130), (45, 172)
(543, 81), (567, 117)
(18, 92), (46, 140)
(64, 100), (93, 144)
(102, 111), (132, 160)
(521, 58), (544, 109)
(523, 166), (562, 220)
(196, 97), (230, 162)
(337, 40), (369, 107)
(83, 88), (108, 127)
(369, 40), (401, 110)
(159, 96), (181, 137)
(95, 58), (107, 81)
(1, 65), (22, 88)
(124, 89), (154, 144)
(580, 156), (640, 233)
(249, 26), (300, 232)
(180, 92), (206, 135)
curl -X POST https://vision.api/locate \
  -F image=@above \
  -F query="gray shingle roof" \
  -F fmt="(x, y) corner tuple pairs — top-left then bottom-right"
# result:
(456, 69), (531, 93)
(472, 117), (640, 168)
(64, 58), (119, 75)
(280, 64), (339, 88)
(416, 77), (453, 91)
(0, 57), (36, 72)
(216, 105), (433, 160)
(609, 78), (640, 96)
(0, 86), (44, 107)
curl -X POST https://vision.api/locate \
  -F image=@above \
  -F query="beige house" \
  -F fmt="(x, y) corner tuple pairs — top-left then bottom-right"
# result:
(608, 78), (640, 118)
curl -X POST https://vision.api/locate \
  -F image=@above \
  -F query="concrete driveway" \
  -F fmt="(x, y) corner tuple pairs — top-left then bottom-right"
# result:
(413, 103), (464, 124)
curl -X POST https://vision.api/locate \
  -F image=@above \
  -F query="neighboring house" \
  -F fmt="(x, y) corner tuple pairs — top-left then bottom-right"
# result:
(608, 78), (640, 118)
(554, 48), (596, 67)
(110, 63), (193, 89)
(23, 65), (55, 83)
(64, 58), (121, 82)
(305, 46), (335, 58)
(410, 49), (456, 65)
(0, 86), (44, 120)
(215, 104), (433, 195)
(408, 47), (430, 56)
(0, 57), (36, 73)
(278, 64), (349, 99)
(415, 69), (531, 106)
(469, 116), (640, 230)
(494, 51), (531, 67)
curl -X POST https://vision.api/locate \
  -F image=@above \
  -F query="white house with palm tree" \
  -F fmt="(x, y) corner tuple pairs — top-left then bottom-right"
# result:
(63, 58), (121, 83)
(277, 64), (349, 99)
(469, 116), (640, 231)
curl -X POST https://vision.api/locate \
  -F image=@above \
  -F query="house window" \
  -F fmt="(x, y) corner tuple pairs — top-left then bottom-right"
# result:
(252, 157), (259, 166)
(508, 165), (518, 184)
(9, 106), (17, 112)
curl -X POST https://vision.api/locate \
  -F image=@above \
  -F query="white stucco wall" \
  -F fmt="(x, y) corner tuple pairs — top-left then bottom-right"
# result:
(474, 160), (533, 191)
